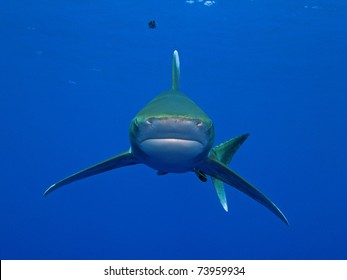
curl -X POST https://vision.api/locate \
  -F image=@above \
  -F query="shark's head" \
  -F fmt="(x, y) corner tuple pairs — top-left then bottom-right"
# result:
(129, 102), (214, 172)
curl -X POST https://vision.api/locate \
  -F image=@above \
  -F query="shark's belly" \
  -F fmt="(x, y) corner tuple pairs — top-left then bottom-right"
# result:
(134, 138), (208, 173)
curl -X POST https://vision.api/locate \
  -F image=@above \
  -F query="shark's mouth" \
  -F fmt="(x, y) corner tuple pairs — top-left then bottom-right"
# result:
(140, 137), (204, 146)
(138, 138), (206, 172)
(140, 138), (204, 157)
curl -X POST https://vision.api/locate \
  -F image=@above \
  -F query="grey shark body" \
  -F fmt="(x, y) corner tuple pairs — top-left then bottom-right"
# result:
(44, 51), (288, 225)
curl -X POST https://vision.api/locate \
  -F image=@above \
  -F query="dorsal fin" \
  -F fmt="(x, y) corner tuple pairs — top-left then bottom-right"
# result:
(172, 50), (180, 91)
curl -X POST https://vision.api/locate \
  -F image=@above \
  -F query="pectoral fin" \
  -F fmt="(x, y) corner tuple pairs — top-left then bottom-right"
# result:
(198, 157), (289, 225)
(44, 151), (139, 196)
(209, 133), (249, 211)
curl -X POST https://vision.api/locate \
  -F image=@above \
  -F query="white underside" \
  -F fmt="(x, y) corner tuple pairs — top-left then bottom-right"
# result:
(138, 138), (205, 172)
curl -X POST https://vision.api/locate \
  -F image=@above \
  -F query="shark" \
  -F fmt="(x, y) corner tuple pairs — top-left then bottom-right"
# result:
(44, 50), (289, 225)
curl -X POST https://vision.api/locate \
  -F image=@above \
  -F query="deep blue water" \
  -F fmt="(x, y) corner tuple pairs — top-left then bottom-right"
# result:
(1, 0), (346, 259)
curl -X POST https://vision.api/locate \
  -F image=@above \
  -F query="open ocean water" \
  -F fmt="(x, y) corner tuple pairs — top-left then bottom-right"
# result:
(0, 0), (346, 260)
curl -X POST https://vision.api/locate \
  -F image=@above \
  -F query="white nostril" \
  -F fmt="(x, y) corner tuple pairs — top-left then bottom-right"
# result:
(146, 120), (152, 125)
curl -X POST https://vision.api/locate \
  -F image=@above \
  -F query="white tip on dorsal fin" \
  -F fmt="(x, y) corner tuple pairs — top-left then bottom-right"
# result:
(172, 50), (180, 91)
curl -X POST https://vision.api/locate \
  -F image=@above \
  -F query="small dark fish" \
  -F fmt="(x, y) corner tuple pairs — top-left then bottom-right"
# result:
(148, 20), (156, 29)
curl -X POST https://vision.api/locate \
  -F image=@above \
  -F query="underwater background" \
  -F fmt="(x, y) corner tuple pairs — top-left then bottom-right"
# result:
(1, 0), (346, 259)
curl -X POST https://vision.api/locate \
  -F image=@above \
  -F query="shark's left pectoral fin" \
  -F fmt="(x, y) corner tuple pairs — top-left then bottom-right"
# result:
(44, 151), (139, 196)
(198, 158), (289, 225)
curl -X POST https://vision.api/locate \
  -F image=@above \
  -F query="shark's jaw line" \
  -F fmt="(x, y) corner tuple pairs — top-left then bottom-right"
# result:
(140, 137), (204, 146)
(136, 137), (207, 173)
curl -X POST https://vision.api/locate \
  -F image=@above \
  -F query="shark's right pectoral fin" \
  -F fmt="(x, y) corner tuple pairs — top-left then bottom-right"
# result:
(44, 151), (139, 196)
(198, 157), (289, 225)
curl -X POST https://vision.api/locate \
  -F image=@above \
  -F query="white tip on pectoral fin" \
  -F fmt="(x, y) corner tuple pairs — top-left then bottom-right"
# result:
(172, 50), (180, 91)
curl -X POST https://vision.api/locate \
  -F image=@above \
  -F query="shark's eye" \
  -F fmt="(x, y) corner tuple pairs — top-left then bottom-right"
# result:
(146, 119), (152, 125)
(197, 121), (203, 127)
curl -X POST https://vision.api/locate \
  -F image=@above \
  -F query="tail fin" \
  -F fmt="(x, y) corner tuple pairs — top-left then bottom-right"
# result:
(172, 50), (180, 90)
(209, 133), (249, 211)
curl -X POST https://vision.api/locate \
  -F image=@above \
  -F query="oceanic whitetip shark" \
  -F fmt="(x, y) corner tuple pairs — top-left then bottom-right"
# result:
(44, 50), (289, 225)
